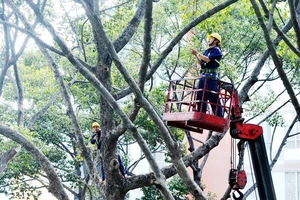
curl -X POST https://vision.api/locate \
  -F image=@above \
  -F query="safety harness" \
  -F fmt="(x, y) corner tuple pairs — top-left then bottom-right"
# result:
(202, 68), (218, 74)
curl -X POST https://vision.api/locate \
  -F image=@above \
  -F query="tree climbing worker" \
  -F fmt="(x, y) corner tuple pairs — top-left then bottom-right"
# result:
(91, 122), (102, 150)
(90, 122), (126, 183)
(190, 32), (224, 118)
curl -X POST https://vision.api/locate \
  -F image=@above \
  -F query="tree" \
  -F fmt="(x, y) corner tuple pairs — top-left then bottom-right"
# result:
(0, 0), (299, 200)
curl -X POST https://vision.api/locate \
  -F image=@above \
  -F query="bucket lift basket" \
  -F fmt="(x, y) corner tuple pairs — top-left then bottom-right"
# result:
(163, 77), (235, 133)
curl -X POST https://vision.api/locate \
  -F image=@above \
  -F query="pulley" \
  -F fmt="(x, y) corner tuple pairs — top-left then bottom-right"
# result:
(228, 169), (247, 190)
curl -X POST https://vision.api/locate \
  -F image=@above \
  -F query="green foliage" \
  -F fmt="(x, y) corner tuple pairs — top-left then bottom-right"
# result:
(140, 175), (217, 200)
(167, 175), (189, 198)
(244, 89), (277, 117)
(0, 124), (82, 199)
(103, 1), (138, 41)
(266, 112), (285, 127)
(0, 104), (18, 127)
(0, 150), (42, 200)
(207, 191), (217, 200)
(140, 175), (188, 200)
(140, 186), (162, 200)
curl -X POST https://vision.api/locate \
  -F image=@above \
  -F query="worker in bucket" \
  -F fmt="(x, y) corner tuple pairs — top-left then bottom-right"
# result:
(190, 32), (224, 118)
(90, 122), (126, 183)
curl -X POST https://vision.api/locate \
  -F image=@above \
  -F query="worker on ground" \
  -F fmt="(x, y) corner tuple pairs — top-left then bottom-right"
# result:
(190, 32), (224, 118)
(90, 122), (126, 183)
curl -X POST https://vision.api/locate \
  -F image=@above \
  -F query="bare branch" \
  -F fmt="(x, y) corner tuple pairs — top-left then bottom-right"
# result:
(258, 0), (300, 57)
(239, 20), (293, 103)
(247, 1), (300, 121)
(0, 147), (21, 173)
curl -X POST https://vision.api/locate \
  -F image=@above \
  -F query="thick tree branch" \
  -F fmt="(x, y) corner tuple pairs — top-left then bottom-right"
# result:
(138, 0), (152, 90)
(124, 132), (225, 191)
(11, 44), (24, 126)
(0, 2), (11, 97)
(116, 0), (151, 140)
(113, 0), (145, 53)
(0, 125), (70, 200)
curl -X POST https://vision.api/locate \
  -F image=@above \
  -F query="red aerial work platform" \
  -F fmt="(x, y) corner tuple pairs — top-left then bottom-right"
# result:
(163, 77), (235, 133)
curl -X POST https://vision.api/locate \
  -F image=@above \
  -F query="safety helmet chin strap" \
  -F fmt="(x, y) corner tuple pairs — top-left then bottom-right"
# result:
(209, 38), (219, 47)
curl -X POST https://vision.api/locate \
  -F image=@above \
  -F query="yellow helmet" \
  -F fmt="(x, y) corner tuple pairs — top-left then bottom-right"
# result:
(92, 122), (100, 128)
(209, 33), (222, 44)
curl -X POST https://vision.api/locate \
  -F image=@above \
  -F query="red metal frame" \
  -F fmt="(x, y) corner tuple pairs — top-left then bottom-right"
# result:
(163, 77), (234, 133)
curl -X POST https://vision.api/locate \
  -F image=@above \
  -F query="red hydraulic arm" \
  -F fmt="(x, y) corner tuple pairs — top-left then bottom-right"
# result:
(226, 84), (277, 200)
